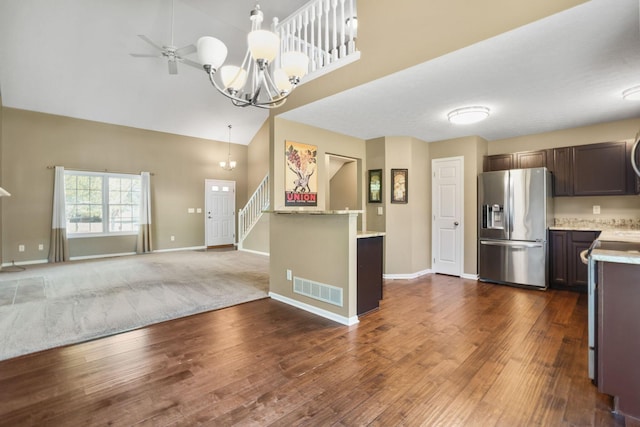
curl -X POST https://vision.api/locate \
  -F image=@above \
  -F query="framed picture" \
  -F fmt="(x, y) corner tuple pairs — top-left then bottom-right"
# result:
(368, 169), (382, 203)
(285, 141), (318, 207)
(391, 169), (408, 204)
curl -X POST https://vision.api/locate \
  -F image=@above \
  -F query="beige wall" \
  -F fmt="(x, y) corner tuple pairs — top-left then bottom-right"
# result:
(430, 135), (488, 276)
(247, 119), (270, 192)
(1, 108), (248, 262)
(269, 212), (358, 321)
(489, 117), (640, 222)
(365, 137), (386, 233)
(329, 161), (358, 211)
(272, 118), (366, 212)
(278, 0), (586, 115)
(411, 138), (431, 275)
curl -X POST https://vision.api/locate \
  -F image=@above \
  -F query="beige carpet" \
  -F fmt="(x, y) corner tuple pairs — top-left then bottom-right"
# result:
(0, 250), (269, 361)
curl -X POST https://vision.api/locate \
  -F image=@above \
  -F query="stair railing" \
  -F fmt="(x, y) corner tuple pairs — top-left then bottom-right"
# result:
(238, 174), (270, 246)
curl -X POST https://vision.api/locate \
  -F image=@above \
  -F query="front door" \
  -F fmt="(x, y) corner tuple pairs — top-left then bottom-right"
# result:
(432, 157), (464, 276)
(205, 179), (235, 247)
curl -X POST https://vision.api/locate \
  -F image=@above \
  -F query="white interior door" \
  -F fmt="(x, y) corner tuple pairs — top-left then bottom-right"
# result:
(432, 157), (464, 276)
(205, 179), (236, 247)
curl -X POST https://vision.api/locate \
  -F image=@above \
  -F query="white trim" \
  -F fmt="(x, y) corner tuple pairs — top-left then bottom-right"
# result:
(70, 252), (136, 261)
(269, 292), (359, 326)
(383, 269), (432, 280)
(2, 259), (48, 267)
(238, 248), (270, 257)
(461, 273), (479, 281)
(153, 246), (207, 253)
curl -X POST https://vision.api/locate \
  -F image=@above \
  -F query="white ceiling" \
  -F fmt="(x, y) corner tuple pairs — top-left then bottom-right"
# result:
(1, 0), (640, 147)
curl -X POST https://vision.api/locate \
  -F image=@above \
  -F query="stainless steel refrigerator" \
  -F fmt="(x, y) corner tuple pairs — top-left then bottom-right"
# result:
(478, 167), (553, 288)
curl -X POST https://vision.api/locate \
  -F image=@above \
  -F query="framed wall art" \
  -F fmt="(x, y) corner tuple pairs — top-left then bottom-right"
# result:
(391, 168), (408, 204)
(285, 141), (318, 207)
(368, 169), (382, 203)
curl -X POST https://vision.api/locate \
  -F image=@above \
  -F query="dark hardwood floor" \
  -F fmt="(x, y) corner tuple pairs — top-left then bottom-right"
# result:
(0, 274), (630, 426)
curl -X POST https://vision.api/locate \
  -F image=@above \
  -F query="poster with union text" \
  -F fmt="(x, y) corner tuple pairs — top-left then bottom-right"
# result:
(285, 141), (317, 206)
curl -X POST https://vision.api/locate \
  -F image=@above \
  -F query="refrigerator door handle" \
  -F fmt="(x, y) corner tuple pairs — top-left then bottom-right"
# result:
(508, 172), (514, 236)
(480, 240), (544, 249)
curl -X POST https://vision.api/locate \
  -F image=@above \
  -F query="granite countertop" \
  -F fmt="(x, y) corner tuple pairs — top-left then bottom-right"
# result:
(590, 229), (640, 265)
(552, 218), (640, 232)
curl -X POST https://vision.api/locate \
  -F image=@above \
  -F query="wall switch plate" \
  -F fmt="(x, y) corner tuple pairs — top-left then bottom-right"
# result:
(286, 269), (292, 281)
(18, 244), (25, 252)
(196, 208), (202, 213)
(593, 205), (601, 214)
(188, 208), (195, 213)
(377, 206), (383, 216)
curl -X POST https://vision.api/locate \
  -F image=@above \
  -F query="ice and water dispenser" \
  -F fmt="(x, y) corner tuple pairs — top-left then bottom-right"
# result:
(481, 204), (505, 230)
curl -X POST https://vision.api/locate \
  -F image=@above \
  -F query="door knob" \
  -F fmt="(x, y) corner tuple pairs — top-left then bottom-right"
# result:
(454, 221), (459, 226)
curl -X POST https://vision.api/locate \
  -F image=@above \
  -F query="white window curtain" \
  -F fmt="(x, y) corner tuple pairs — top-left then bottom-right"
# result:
(137, 171), (153, 254)
(48, 166), (69, 263)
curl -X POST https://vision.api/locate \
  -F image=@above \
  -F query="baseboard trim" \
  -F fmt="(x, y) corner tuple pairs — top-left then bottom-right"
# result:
(384, 269), (433, 280)
(238, 248), (270, 257)
(2, 259), (48, 268)
(461, 273), (479, 280)
(153, 246), (207, 253)
(70, 252), (136, 261)
(268, 292), (359, 326)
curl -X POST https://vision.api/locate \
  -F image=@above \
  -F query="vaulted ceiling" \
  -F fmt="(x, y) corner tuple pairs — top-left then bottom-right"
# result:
(1, 0), (640, 147)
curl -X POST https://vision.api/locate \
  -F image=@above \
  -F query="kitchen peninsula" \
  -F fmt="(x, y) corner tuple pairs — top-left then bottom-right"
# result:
(268, 210), (384, 326)
(588, 230), (640, 422)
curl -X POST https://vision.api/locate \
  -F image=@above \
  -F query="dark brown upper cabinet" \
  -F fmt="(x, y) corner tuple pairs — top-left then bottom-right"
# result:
(484, 141), (639, 197)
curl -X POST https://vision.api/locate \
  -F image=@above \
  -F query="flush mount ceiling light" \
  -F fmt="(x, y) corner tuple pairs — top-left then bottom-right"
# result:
(197, 3), (309, 109)
(447, 106), (491, 125)
(622, 85), (640, 100)
(220, 125), (237, 171)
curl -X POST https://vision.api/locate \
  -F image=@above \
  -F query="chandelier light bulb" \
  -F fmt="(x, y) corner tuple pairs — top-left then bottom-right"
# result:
(447, 106), (491, 125)
(197, 36), (227, 70)
(281, 51), (310, 79)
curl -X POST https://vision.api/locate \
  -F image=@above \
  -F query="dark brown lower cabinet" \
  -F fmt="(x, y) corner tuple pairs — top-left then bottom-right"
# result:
(549, 230), (599, 292)
(357, 236), (383, 315)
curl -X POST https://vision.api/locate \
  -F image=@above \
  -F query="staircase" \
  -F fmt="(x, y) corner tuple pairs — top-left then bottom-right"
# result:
(238, 175), (269, 250)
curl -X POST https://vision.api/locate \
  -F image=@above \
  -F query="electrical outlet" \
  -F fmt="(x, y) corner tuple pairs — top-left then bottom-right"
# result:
(196, 208), (202, 213)
(188, 208), (195, 213)
(286, 269), (292, 281)
(593, 205), (601, 215)
(18, 244), (25, 252)
(38, 244), (44, 251)
(170, 235), (175, 241)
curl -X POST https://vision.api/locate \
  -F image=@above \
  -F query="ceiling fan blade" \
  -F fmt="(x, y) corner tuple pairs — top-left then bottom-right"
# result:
(130, 53), (162, 58)
(168, 60), (178, 75)
(175, 44), (196, 57)
(137, 34), (164, 52)
(181, 58), (202, 70)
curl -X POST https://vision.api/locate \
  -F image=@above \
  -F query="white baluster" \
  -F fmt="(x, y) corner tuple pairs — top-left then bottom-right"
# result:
(324, 0), (330, 64)
(303, 9), (310, 60)
(331, 0), (338, 62)
(310, 6), (317, 71)
(317, 1), (324, 67)
(347, 0), (355, 54)
(339, 0), (346, 58)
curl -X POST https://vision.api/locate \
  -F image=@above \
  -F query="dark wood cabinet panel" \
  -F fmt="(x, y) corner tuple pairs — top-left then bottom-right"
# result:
(551, 147), (573, 196)
(549, 230), (599, 292)
(572, 142), (631, 196)
(357, 236), (383, 315)
(549, 231), (568, 286)
(484, 154), (513, 172)
(515, 150), (547, 169)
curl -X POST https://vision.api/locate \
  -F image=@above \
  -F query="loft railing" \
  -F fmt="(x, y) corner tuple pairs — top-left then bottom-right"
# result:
(238, 174), (269, 246)
(274, 0), (359, 80)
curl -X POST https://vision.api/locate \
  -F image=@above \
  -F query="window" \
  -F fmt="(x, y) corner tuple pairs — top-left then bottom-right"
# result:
(65, 171), (141, 236)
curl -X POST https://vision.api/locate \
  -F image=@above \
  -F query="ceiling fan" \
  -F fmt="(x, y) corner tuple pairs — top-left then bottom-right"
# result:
(130, 0), (201, 75)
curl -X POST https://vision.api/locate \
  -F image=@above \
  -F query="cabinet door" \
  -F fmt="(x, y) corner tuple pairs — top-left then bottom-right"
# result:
(549, 231), (568, 287)
(567, 231), (599, 291)
(484, 154), (513, 172)
(515, 150), (547, 169)
(572, 142), (629, 196)
(552, 147), (573, 196)
(357, 236), (383, 315)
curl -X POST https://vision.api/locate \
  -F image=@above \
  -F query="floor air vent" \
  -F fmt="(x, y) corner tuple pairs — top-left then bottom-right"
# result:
(293, 276), (343, 307)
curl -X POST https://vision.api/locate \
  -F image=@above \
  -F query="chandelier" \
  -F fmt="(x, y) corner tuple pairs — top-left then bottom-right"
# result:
(220, 125), (237, 171)
(197, 4), (309, 109)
